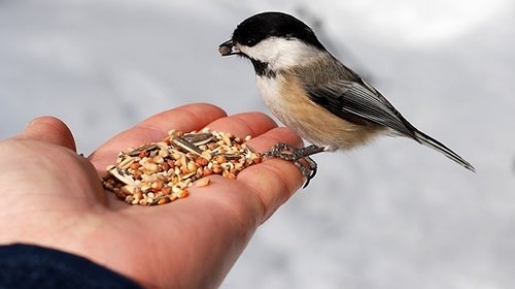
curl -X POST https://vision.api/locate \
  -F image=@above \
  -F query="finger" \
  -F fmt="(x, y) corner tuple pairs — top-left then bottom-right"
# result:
(236, 127), (305, 221)
(205, 111), (278, 138)
(89, 103), (227, 172)
(13, 116), (76, 151)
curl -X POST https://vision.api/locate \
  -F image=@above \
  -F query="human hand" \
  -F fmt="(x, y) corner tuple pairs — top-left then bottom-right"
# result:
(0, 103), (304, 289)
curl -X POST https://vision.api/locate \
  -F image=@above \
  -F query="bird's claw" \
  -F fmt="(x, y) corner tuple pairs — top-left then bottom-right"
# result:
(263, 142), (318, 188)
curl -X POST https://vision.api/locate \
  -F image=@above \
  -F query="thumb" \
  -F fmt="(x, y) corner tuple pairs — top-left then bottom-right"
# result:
(14, 116), (77, 151)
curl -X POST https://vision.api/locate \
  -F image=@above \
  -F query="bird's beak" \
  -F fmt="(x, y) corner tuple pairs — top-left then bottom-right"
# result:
(218, 39), (240, 56)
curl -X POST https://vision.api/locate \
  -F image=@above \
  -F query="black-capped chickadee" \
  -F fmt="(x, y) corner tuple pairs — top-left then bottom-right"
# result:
(219, 11), (475, 184)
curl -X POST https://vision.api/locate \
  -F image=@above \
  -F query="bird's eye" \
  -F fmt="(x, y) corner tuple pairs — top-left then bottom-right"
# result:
(244, 38), (257, 46)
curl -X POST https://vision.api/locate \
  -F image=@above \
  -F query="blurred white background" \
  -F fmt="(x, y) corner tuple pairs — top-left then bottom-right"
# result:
(1, 0), (514, 288)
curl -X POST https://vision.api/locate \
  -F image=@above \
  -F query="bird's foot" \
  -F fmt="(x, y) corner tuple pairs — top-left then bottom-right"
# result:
(263, 143), (324, 188)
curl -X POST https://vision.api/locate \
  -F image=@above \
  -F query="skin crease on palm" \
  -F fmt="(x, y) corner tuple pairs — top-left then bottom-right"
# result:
(0, 103), (305, 289)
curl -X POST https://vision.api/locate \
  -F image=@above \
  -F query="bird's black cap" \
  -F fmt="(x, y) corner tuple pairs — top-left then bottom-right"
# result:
(232, 12), (325, 50)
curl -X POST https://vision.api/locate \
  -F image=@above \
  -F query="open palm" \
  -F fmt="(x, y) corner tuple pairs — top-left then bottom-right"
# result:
(0, 103), (304, 289)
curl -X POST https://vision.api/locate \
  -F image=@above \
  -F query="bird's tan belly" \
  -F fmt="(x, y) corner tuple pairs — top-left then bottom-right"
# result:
(257, 74), (383, 150)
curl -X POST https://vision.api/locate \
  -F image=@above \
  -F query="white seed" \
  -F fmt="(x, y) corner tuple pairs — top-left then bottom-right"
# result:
(195, 178), (210, 187)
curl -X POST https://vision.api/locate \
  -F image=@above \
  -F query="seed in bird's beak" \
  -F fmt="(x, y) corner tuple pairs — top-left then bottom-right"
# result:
(218, 40), (240, 56)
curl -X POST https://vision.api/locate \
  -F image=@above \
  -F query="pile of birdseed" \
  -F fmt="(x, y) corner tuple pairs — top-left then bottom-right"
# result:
(102, 129), (262, 206)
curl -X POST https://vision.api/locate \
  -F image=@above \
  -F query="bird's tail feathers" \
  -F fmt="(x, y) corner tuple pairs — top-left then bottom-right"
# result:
(413, 130), (475, 172)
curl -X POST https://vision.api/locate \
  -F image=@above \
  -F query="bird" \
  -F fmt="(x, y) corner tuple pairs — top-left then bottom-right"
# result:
(218, 11), (475, 185)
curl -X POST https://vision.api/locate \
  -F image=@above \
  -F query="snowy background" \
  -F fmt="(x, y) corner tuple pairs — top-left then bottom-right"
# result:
(1, 0), (515, 288)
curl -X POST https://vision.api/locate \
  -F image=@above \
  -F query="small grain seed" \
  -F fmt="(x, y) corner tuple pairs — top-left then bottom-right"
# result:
(201, 151), (212, 160)
(187, 161), (198, 173)
(121, 185), (136, 195)
(215, 155), (227, 164)
(133, 169), (142, 180)
(206, 143), (218, 150)
(157, 197), (169, 205)
(180, 165), (189, 174)
(222, 133), (232, 146)
(152, 156), (164, 164)
(138, 150), (149, 158)
(211, 163), (222, 174)
(130, 162), (141, 171)
(156, 141), (169, 150)
(161, 186), (172, 195)
(140, 173), (155, 183)
(146, 197), (155, 204)
(168, 129), (184, 137)
(160, 162), (170, 171)
(167, 168), (175, 176)
(232, 143), (242, 151)
(195, 177), (210, 187)
(252, 156), (262, 164)
(142, 162), (159, 172)
(141, 184), (152, 193)
(176, 189), (189, 198)
(181, 178), (193, 187)
(166, 159), (175, 168)
(171, 152), (182, 160)
(195, 157), (209, 166)
(151, 179), (164, 191)
(179, 155), (187, 167)
(220, 162), (234, 171)
(181, 172), (196, 180)
(202, 168), (213, 176)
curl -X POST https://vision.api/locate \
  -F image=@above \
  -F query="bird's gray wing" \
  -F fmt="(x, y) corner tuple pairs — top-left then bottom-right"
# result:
(306, 78), (418, 139)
